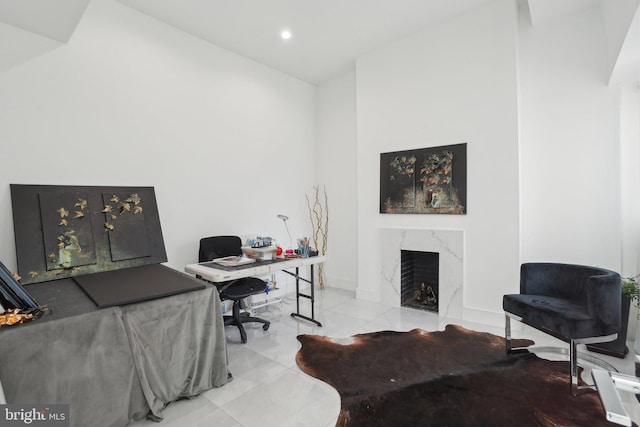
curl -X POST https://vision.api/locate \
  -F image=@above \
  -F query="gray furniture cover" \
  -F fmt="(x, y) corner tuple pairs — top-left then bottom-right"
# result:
(0, 274), (230, 427)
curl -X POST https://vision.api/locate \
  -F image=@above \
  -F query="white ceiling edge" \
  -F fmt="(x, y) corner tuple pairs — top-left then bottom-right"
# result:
(525, 0), (640, 84)
(527, 0), (600, 26)
(0, 22), (62, 75)
(0, 0), (90, 42)
(604, 0), (640, 84)
(609, 5), (640, 85)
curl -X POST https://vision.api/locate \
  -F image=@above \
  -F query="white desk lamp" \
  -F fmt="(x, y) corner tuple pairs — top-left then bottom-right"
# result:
(277, 214), (292, 249)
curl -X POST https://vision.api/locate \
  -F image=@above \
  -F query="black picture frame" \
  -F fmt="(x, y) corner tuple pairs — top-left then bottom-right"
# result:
(380, 143), (467, 214)
(0, 260), (38, 310)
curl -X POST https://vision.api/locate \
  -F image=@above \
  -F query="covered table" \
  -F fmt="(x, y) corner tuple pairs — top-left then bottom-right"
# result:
(0, 270), (229, 427)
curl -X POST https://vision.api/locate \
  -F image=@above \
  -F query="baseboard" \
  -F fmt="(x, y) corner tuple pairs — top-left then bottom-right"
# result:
(356, 286), (380, 302)
(323, 276), (357, 291)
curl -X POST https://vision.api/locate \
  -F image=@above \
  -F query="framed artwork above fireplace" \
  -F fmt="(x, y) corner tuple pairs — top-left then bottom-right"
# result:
(380, 143), (467, 214)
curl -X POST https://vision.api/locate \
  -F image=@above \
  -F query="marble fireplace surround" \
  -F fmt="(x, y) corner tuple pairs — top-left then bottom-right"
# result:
(381, 228), (464, 320)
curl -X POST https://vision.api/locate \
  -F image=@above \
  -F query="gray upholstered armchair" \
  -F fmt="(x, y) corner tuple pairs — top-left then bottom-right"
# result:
(503, 262), (621, 396)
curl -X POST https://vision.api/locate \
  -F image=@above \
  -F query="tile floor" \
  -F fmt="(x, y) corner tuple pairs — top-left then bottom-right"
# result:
(130, 287), (640, 427)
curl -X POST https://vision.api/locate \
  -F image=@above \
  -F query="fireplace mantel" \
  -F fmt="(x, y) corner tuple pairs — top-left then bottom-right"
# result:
(380, 228), (464, 320)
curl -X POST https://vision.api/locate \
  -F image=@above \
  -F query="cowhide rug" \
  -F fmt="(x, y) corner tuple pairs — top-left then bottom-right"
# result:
(296, 324), (628, 427)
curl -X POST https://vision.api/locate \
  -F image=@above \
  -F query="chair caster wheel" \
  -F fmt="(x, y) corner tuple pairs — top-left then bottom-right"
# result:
(263, 324), (270, 331)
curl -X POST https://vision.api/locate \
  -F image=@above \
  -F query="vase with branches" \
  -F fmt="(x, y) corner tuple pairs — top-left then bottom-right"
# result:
(306, 185), (328, 288)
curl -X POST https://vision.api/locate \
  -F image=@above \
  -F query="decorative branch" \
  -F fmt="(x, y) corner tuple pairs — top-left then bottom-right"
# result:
(322, 186), (328, 256)
(306, 185), (329, 288)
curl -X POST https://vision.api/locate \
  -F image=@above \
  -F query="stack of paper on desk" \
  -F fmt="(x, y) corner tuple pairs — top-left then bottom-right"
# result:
(212, 256), (256, 267)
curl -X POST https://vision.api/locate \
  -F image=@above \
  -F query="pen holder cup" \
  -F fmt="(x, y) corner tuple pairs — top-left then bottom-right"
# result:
(298, 244), (310, 258)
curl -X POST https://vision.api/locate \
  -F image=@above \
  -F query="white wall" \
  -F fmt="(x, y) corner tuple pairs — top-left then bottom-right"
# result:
(519, 5), (621, 270)
(316, 71), (358, 290)
(355, 0), (520, 320)
(0, 0), (317, 284)
(2, 0), (629, 320)
(618, 84), (640, 277)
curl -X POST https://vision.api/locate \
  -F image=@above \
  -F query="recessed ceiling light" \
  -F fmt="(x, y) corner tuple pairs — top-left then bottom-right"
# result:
(281, 30), (292, 40)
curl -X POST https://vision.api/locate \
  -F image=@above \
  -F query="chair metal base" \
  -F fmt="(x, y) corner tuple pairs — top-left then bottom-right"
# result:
(225, 299), (270, 343)
(505, 313), (617, 396)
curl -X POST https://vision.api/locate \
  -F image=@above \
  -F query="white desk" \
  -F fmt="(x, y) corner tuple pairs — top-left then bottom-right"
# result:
(185, 255), (326, 326)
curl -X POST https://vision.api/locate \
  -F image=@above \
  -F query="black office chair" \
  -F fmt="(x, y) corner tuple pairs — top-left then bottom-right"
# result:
(199, 236), (270, 343)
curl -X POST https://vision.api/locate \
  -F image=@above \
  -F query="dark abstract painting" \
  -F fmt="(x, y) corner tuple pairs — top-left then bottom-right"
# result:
(380, 143), (466, 214)
(11, 185), (166, 285)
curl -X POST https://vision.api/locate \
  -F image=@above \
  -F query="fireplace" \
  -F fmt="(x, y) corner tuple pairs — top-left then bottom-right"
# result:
(380, 228), (463, 320)
(401, 250), (439, 312)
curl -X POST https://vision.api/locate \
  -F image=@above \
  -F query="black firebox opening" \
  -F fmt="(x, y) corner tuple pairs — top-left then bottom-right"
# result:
(401, 250), (439, 313)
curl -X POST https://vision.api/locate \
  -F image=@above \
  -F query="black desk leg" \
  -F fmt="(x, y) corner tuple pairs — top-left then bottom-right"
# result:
(295, 267), (300, 314)
(310, 265), (315, 321)
(290, 264), (322, 327)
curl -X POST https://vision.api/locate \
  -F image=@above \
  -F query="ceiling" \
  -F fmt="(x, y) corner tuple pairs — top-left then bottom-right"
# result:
(0, 0), (612, 85)
(116, 0), (601, 84)
(116, 0), (497, 84)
